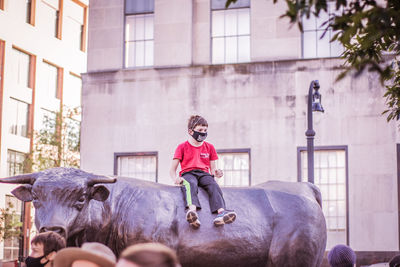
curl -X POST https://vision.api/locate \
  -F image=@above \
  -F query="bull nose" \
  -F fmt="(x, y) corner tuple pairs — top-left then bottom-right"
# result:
(39, 226), (66, 238)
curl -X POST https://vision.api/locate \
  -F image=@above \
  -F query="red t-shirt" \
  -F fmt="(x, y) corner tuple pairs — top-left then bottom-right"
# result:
(173, 141), (218, 176)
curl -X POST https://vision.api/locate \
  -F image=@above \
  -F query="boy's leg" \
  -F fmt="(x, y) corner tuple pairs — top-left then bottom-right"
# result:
(181, 173), (201, 228)
(181, 173), (201, 209)
(198, 173), (236, 226)
(197, 174), (226, 213)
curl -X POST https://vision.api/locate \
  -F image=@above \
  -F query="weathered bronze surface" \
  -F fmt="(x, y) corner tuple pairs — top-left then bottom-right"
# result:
(0, 167), (327, 267)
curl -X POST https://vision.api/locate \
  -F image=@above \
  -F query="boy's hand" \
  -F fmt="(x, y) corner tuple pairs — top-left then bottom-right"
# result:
(174, 176), (184, 185)
(215, 169), (223, 178)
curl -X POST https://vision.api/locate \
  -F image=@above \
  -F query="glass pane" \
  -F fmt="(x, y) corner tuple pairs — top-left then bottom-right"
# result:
(337, 184), (346, 200)
(316, 10), (329, 29)
(118, 155), (156, 182)
(212, 11), (225, 37)
(225, 10), (237, 36)
(237, 9), (250, 35)
(211, 0), (250, 10)
(337, 168), (345, 183)
(126, 16), (136, 41)
(9, 99), (18, 135)
(330, 31), (344, 57)
(135, 16), (145, 40)
(337, 151), (345, 167)
(328, 186), (337, 200)
(144, 15), (154, 39)
(320, 152), (328, 167)
(317, 30), (330, 57)
(238, 35), (250, 62)
(125, 0), (154, 14)
(320, 168), (328, 184)
(302, 15), (316, 31)
(328, 169), (337, 184)
(225, 36), (237, 63)
(64, 74), (82, 108)
(212, 37), (225, 64)
(135, 41), (145, 66)
(144, 40), (154, 66)
(18, 102), (29, 137)
(303, 31), (317, 58)
(125, 42), (135, 67)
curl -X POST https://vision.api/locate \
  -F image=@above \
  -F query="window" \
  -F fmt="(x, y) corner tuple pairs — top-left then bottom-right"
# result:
(7, 150), (26, 176)
(12, 48), (31, 88)
(9, 98), (29, 138)
(42, 61), (59, 99)
(124, 0), (154, 67)
(40, 108), (57, 135)
(3, 195), (22, 261)
(298, 148), (348, 249)
(211, 0), (250, 64)
(63, 73), (81, 108)
(302, 1), (343, 58)
(42, 0), (62, 38)
(217, 150), (250, 186)
(115, 152), (158, 182)
(26, 0), (36, 25)
(67, 0), (87, 51)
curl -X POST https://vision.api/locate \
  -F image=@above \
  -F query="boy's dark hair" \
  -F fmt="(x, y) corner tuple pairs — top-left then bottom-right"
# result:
(188, 115), (208, 130)
(120, 243), (179, 267)
(31, 231), (66, 256)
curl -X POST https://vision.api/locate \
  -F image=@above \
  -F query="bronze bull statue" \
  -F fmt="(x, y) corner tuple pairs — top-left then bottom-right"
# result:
(0, 167), (326, 267)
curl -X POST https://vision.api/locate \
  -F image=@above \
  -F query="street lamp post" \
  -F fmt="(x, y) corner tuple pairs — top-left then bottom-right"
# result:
(306, 80), (324, 184)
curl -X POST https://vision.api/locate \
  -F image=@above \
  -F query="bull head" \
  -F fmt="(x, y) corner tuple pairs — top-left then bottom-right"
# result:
(0, 167), (116, 243)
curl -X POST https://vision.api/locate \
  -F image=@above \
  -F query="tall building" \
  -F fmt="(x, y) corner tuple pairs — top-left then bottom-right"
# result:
(89, 0), (396, 265)
(0, 0), (87, 262)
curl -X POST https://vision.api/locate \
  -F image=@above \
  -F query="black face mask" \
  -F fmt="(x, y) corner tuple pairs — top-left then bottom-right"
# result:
(25, 255), (49, 267)
(191, 130), (207, 142)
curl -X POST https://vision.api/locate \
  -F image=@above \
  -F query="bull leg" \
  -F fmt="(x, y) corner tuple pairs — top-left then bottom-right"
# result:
(268, 225), (324, 267)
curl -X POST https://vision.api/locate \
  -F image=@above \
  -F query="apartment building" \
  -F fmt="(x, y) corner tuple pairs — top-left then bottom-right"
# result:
(82, 0), (397, 265)
(0, 0), (87, 262)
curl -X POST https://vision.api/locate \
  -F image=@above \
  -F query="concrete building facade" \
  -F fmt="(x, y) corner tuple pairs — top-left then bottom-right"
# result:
(0, 0), (87, 262)
(82, 0), (399, 264)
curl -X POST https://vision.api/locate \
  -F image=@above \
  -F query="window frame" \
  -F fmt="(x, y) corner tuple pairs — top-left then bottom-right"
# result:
(27, 0), (36, 25)
(7, 150), (26, 176)
(123, 0), (154, 69)
(297, 145), (349, 246)
(301, 1), (343, 59)
(216, 148), (251, 186)
(41, 0), (63, 39)
(0, 40), (4, 164)
(3, 195), (23, 261)
(9, 98), (30, 138)
(210, 4), (251, 64)
(42, 59), (63, 100)
(70, 0), (87, 52)
(114, 151), (158, 182)
(12, 46), (36, 150)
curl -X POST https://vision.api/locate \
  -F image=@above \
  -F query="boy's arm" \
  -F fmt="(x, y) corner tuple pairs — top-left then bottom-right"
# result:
(210, 160), (223, 178)
(170, 159), (183, 184)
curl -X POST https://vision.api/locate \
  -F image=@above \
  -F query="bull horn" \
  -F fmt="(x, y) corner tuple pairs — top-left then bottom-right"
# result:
(0, 173), (37, 184)
(87, 175), (117, 186)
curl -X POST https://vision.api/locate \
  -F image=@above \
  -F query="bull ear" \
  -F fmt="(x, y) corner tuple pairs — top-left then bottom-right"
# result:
(90, 185), (110, 202)
(11, 185), (33, 202)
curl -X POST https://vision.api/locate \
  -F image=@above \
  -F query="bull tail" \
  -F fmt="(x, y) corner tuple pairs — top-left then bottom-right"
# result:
(306, 182), (322, 208)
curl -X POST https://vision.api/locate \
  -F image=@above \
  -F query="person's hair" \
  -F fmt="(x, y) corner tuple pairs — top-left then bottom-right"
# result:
(187, 115), (208, 130)
(120, 243), (179, 267)
(390, 254), (400, 267)
(327, 244), (356, 267)
(31, 232), (66, 256)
